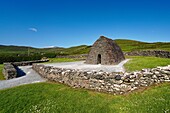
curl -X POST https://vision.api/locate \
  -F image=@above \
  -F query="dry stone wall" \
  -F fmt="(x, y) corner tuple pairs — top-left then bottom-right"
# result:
(3, 63), (17, 79)
(125, 50), (170, 58)
(56, 54), (88, 60)
(2, 59), (49, 80)
(12, 59), (49, 66)
(55, 50), (170, 60)
(33, 64), (170, 95)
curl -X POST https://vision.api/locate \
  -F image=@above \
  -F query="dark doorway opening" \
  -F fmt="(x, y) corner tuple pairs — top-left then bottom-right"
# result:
(97, 54), (101, 64)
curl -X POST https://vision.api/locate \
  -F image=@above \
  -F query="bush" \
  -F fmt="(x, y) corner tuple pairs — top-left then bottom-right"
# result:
(0, 53), (42, 64)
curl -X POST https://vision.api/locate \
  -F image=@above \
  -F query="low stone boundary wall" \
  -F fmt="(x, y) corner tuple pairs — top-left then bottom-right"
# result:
(2, 59), (49, 80)
(125, 50), (170, 58)
(56, 54), (88, 60)
(33, 64), (170, 94)
(12, 59), (49, 66)
(55, 50), (170, 59)
(3, 63), (17, 79)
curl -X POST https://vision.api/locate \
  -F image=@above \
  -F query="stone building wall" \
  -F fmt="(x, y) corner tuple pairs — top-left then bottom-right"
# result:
(3, 63), (17, 79)
(33, 64), (170, 95)
(86, 36), (125, 65)
(125, 50), (170, 58)
(55, 50), (170, 60)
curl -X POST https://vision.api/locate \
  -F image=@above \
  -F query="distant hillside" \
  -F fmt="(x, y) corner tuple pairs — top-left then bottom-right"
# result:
(0, 45), (35, 53)
(0, 39), (170, 55)
(115, 39), (170, 52)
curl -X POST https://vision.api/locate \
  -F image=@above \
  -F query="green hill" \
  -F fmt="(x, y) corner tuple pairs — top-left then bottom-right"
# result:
(115, 39), (170, 52)
(0, 39), (170, 55)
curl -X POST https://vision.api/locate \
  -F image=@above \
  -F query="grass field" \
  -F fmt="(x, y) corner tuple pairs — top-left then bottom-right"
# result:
(125, 56), (170, 72)
(1, 39), (170, 55)
(0, 64), (5, 80)
(48, 58), (78, 63)
(0, 55), (169, 112)
(115, 39), (170, 52)
(0, 82), (169, 113)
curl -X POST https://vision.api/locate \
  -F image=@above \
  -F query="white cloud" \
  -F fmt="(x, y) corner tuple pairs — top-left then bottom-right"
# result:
(43, 46), (55, 48)
(46, 46), (55, 48)
(29, 28), (38, 32)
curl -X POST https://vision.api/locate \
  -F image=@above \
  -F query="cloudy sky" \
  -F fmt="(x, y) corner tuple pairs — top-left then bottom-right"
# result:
(0, 0), (170, 47)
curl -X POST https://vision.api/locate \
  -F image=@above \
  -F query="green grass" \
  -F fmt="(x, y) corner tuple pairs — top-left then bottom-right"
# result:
(0, 82), (169, 113)
(0, 55), (170, 112)
(48, 58), (78, 63)
(0, 64), (5, 80)
(0, 39), (170, 55)
(115, 39), (170, 52)
(124, 56), (170, 72)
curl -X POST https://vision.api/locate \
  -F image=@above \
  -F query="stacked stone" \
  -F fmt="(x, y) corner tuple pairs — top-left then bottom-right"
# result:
(125, 50), (170, 58)
(56, 54), (88, 60)
(33, 64), (170, 95)
(12, 59), (49, 66)
(2, 59), (49, 80)
(86, 36), (125, 65)
(3, 63), (17, 79)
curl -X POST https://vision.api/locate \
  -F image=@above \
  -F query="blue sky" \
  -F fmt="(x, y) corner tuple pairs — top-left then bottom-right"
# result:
(0, 0), (170, 47)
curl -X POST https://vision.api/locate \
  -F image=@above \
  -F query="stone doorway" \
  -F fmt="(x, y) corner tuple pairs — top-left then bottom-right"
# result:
(97, 54), (101, 64)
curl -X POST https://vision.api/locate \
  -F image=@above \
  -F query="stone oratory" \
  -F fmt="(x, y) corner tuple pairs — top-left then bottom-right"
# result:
(86, 36), (125, 65)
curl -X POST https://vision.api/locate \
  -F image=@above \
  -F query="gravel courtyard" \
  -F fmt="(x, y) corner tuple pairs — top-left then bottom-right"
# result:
(0, 66), (46, 90)
(45, 59), (129, 73)
(0, 59), (129, 90)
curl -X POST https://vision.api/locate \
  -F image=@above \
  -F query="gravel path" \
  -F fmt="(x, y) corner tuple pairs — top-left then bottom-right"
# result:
(0, 59), (129, 90)
(0, 66), (46, 90)
(45, 59), (130, 73)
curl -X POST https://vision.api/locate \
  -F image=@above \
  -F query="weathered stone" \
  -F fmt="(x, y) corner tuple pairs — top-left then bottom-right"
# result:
(112, 79), (123, 84)
(125, 50), (170, 58)
(134, 81), (139, 86)
(130, 79), (135, 82)
(3, 63), (17, 79)
(32, 64), (170, 95)
(124, 78), (130, 83)
(141, 69), (147, 72)
(86, 36), (125, 65)
(164, 75), (169, 80)
(92, 74), (105, 80)
(152, 75), (157, 79)
(115, 75), (121, 80)
(161, 70), (170, 75)
(154, 71), (160, 75)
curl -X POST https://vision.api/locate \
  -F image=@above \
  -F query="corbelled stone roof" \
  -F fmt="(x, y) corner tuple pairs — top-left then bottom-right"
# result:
(86, 36), (125, 65)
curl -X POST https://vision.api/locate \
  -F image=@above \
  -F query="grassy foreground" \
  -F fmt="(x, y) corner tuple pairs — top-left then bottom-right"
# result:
(125, 56), (170, 72)
(0, 82), (169, 113)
